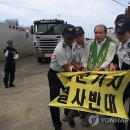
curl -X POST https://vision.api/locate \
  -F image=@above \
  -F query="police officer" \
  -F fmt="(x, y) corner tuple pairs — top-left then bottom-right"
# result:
(47, 24), (76, 130)
(109, 14), (129, 70)
(109, 19), (130, 130)
(108, 14), (129, 50)
(3, 40), (19, 88)
(73, 26), (89, 64)
(67, 26), (90, 127)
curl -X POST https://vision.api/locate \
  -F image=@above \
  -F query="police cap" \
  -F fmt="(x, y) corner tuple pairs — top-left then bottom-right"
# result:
(115, 14), (128, 24)
(7, 40), (13, 45)
(76, 26), (84, 35)
(115, 19), (130, 34)
(62, 24), (76, 39)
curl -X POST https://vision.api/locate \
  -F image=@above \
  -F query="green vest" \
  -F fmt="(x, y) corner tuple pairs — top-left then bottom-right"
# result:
(87, 40), (110, 70)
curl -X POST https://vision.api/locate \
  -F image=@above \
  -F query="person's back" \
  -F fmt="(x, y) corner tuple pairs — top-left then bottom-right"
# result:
(4, 46), (17, 61)
(3, 40), (18, 88)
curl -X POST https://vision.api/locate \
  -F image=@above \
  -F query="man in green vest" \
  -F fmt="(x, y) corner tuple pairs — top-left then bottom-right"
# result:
(80, 24), (116, 127)
(82, 24), (116, 71)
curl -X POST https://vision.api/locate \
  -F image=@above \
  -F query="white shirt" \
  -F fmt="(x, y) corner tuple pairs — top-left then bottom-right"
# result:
(50, 39), (77, 72)
(107, 27), (119, 51)
(117, 38), (130, 68)
(81, 38), (116, 70)
(73, 40), (89, 63)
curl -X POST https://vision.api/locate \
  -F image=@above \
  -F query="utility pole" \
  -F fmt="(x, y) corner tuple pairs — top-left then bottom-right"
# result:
(113, 0), (130, 18)
(113, 0), (127, 7)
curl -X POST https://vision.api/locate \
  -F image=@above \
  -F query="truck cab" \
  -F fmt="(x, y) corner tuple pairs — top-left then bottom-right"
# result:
(32, 19), (66, 63)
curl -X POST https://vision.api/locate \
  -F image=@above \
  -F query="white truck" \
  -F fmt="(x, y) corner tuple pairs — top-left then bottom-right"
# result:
(31, 19), (67, 62)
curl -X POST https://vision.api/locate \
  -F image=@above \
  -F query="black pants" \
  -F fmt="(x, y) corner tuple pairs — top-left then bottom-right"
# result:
(4, 61), (16, 86)
(115, 82), (130, 130)
(47, 68), (69, 129)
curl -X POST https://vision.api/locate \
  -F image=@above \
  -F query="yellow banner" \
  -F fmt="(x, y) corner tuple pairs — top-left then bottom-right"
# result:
(49, 71), (130, 119)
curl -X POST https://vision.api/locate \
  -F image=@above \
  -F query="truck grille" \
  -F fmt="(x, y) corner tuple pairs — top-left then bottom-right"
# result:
(38, 39), (59, 53)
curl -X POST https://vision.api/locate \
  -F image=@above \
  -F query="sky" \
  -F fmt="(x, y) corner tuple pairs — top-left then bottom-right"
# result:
(0, 0), (129, 38)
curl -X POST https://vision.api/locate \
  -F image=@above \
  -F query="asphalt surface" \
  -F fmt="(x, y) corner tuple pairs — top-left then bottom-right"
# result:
(0, 56), (128, 130)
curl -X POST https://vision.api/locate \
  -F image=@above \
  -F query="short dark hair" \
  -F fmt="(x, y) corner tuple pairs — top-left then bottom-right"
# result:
(94, 24), (107, 33)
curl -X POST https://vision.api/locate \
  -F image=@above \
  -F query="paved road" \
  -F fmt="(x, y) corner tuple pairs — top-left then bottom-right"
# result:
(0, 56), (128, 130)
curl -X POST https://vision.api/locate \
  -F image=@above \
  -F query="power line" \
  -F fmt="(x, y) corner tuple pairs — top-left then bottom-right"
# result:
(113, 0), (127, 7)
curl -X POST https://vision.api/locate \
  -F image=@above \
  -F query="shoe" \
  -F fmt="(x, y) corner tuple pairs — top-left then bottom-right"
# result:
(69, 120), (75, 127)
(116, 127), (126, 130)
(9, 84), (15, 87)
(67, 110), (75, 121)
(115, 120), (126, 130)
(81, 113), (95, 127)
(81, 120), (92, 127)
(62, 116), (68, 122)
(115, 125), (126, 130)
(3, 78), (8, 88)
(55, 127), (61, 130)
(5, 85), (9, 88)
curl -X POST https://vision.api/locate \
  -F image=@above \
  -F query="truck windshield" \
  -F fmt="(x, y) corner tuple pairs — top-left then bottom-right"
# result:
(34, 23), (64, 35)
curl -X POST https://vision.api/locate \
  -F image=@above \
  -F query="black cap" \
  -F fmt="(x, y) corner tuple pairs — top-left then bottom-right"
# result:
(62, 24), (76, 38)
(115, 14), (128, 24)
(76, 26), (84, 35)
(115, 19), (130, 33)
(7, 40), (13, 45)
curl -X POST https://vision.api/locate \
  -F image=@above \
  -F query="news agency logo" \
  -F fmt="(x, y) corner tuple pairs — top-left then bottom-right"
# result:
(88, 114), (99, 126)
(88, 114), (129, 127)
(101, 117), (128, 124)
